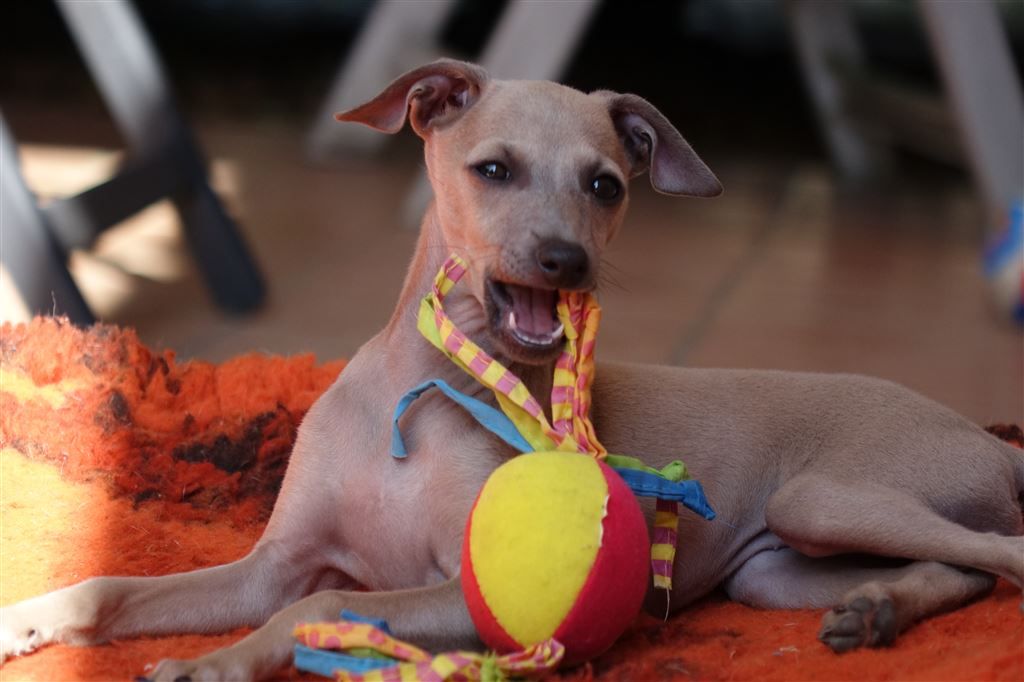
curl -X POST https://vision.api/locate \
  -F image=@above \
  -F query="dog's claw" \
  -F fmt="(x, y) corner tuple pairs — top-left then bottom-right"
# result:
(870, 599), (897, 646)
(824, 610), (867, 637)
(820, 633), (865, 654)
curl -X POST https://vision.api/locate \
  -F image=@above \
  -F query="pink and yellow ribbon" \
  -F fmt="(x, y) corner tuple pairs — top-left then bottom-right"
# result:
(418, 254), (677, 592)
(416, 255), (605, 456)
(294, 254), (693, 681)
(294, 621), (564, 682)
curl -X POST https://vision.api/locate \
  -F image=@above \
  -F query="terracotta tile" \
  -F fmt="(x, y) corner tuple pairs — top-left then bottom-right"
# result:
(597, 162), (785, 364)
(683, 166), (1023, 424)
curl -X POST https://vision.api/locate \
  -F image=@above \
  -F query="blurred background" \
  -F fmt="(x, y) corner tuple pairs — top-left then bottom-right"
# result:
(1, 0), (1021, 424)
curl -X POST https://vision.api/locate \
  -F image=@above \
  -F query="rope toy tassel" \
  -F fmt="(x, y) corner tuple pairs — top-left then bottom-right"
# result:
(412, 254), (717, 596)
(293, 619), (565, 682)
(296, 254), (718, 679)
(652, 499), (680, 593)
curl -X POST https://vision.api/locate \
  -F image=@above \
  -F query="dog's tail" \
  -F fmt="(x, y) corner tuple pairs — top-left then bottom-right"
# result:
(986, 423), (1024, 449)
(987, 423), (1024, 511)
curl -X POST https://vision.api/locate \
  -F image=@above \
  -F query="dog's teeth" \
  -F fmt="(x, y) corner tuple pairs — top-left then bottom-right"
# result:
(507, 315), (566, 348)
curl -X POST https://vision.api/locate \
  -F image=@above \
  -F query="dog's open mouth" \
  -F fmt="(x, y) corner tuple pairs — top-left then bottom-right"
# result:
(486, 279), (565, 352)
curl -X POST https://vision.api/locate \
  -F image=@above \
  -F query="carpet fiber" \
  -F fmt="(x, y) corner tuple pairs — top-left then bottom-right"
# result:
(1, 318), (1021, 681)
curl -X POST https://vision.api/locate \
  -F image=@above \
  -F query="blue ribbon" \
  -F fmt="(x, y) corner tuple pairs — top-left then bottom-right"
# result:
(294, 611), (397, 678)
(613, 468), (715, 519)
(294, 645), (394, 677)
(392, 379), (532, 458)
(391, 380), (715, 519)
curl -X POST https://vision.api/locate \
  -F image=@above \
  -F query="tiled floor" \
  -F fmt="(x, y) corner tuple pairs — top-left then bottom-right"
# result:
(4, 115), (1022, 426)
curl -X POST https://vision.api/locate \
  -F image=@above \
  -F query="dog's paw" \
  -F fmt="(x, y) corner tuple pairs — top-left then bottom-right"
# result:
(0, 603), (50, 661)
(146, 652), (256, 682)
(818, 595), (897, 653)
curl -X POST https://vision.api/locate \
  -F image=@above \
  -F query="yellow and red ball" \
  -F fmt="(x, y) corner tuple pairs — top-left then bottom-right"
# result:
(461, 451), (650, 664)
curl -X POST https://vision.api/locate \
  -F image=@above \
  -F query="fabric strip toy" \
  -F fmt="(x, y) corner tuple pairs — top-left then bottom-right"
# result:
(391, 381), (713, 518)
(293, 611), (564, 682)
(411, 254), (714, 589)
(294, 254), (715, 680)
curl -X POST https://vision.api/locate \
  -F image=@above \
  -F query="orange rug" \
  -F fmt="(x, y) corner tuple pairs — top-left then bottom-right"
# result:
(1, 317), (1021, 681)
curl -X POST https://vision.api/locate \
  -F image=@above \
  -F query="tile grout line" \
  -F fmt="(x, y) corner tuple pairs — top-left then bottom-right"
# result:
(669, 165), (829, 367)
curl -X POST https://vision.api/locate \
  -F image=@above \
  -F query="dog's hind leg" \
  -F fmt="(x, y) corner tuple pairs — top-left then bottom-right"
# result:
(0, 538), (348, 660)
(726, 547), (996, 651)
(817, 561), (996, 652)
(146, 577), (477, 682)
(764, 474), (1024, 587)
(756, 470), (1023, 650)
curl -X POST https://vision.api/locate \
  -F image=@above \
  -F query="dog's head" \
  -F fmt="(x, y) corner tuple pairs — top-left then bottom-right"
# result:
(337, 59), (721, 364)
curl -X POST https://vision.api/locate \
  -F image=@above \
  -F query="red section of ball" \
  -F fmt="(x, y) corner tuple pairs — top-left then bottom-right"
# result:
(553, 461), (650, 663)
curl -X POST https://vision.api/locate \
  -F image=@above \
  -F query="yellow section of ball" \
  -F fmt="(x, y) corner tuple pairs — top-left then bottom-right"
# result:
(468, 451), (608, 646)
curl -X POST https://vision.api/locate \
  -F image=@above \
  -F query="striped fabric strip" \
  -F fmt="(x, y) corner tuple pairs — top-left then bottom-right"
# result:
(418, 255), (609, 455)
(652, 499), (680, 591)
(334, 643), (565, 682)
(416, 254), (679, 592)
(294, 619), (565, 682)
(297, 254), (701, 679)
(421, 256), (566, 449)
(652, 526), (675, 545)
(294, 622), (430, 663)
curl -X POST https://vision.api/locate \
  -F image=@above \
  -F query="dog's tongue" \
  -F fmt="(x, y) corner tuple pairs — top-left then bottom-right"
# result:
(506, 284), (559, 337)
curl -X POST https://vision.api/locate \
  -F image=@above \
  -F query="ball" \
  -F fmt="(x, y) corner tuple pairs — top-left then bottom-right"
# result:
(461, 451), (650, 664)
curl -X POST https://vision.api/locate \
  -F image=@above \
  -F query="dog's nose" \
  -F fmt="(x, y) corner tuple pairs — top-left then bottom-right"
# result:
(535, 239), (590, 289)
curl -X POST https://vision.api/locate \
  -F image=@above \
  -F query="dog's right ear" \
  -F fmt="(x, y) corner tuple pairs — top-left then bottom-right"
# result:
(335, 60), (488, 138)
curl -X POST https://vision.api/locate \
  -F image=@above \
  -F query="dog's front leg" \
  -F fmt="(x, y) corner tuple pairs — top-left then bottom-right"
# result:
(146, 577), (477, 682)
(0, 539), (339, 661)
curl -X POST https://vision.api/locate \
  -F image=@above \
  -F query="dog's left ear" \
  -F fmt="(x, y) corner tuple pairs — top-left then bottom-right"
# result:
(596, 91), (722, 197)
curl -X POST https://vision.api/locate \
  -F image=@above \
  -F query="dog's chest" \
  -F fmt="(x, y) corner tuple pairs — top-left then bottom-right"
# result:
(333, 434), (500, 590)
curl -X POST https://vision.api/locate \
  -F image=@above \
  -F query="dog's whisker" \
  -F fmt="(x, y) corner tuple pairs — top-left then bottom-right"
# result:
(597, 271), (630, 294)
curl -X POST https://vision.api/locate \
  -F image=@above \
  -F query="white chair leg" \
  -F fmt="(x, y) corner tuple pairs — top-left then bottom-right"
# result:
(919, 0), (1024, 230)
(478, 0), (599, 80)
(786, 0), (891, 182)
(305, 0), (458, 161)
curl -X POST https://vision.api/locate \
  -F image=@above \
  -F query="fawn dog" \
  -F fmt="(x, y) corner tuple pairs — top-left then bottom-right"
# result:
(2, 59), (1022, 681)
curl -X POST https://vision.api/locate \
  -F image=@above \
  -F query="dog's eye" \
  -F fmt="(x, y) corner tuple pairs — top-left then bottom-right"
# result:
(476, 161), (511, 181)
(591, 175), (621, 202)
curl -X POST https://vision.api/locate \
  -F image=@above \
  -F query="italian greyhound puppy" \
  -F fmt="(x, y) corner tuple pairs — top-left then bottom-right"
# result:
(2, 59), (1022, 681)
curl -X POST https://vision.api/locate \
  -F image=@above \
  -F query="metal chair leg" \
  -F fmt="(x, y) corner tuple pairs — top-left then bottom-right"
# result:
(58, 0), (265, 314)
(0, 114), (94, 325)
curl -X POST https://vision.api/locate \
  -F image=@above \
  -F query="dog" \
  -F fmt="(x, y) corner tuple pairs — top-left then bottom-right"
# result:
(2, 59), (1022, 681)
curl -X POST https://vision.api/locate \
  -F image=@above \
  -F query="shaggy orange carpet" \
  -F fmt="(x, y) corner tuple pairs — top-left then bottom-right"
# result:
(1, 318), (1021, 681)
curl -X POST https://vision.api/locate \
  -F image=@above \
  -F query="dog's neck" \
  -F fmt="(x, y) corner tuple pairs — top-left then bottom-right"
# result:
(382, 204), (555, 414)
